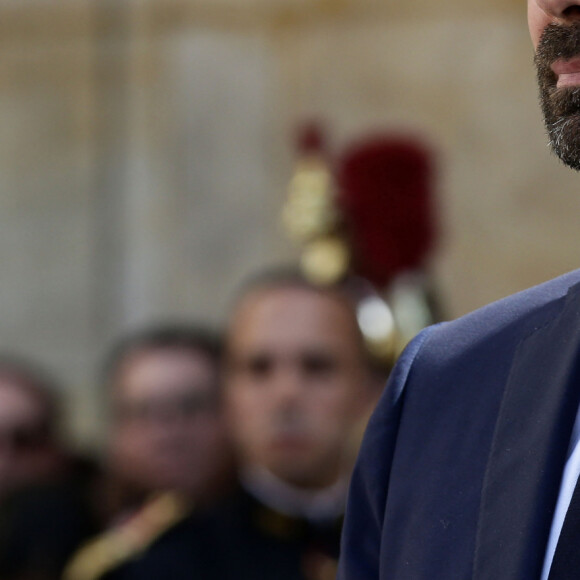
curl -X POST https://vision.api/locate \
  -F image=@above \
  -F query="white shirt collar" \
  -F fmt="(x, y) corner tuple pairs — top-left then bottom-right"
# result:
(240, 465), (348, 523)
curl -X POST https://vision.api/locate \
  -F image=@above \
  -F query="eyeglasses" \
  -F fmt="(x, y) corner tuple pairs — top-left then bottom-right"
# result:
(0, 423), (49, 453)
(115, 392), (218, 425)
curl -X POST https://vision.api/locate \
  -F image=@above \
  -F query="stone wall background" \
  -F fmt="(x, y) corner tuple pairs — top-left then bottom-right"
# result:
(2, 0), (580, 447)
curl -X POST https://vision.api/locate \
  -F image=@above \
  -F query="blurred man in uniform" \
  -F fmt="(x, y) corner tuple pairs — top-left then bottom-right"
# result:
(213, 269), (376, 580)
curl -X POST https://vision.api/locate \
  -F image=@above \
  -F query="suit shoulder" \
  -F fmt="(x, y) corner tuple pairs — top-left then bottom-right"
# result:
(414, 269), (580, 368)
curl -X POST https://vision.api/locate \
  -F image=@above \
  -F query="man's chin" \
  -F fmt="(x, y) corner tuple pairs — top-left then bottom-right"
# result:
(548, 114), (580, 171)
(265, 458), (343, 490)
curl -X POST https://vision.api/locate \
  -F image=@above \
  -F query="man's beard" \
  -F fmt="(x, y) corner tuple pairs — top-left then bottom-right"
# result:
(536, 22), (580, 171)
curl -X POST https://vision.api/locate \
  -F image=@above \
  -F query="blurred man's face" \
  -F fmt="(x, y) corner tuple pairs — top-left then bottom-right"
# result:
(529, 0), (580, 169)
(0, 379), (54, 498)
(225, 287), (368, 490)
(109, 348), (227, 498)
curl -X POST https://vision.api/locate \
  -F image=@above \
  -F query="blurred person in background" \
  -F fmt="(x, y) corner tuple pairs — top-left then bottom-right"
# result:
(106, 269), (379, 580)
(101, 324), (234, 513)
(216, 269), (377, 579)
(0, 354), (71, 501)
(0, 323), (234, 580)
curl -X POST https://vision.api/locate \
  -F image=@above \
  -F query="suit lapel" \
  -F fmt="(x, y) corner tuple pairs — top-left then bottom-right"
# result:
(473, 282), (580, 580)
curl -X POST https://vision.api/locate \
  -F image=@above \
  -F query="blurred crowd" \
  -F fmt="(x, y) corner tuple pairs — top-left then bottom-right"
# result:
(0, 267), (392, 580)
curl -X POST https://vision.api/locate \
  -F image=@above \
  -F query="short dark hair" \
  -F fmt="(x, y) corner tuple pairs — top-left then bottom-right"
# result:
(0, 353), (61, 438)
(231, 265), (359, 311)
(228, 265), (367, 359)
(102, 323), (223, 388)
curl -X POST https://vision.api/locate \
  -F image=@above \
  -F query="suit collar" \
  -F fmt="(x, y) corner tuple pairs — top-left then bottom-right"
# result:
(473, 281), (580, 579)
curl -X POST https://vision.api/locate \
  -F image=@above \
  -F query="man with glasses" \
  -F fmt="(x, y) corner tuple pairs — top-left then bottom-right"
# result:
(103, 325), (233, 507)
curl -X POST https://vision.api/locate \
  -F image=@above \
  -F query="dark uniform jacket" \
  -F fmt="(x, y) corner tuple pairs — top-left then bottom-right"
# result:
(110, 486), (342, 580)
(0, 470), (191, 580)
(0, 462), (100, 580)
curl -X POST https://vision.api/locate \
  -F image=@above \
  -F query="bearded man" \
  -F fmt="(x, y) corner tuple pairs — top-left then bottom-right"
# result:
(338, 2), (580, 579)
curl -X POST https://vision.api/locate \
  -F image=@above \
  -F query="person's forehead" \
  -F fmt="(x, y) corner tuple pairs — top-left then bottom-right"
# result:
(228, 286), (360, 353)
(115, 348), (216, 400)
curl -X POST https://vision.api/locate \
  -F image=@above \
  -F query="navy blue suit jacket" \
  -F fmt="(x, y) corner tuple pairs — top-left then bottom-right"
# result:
(338, 269), (580, 580)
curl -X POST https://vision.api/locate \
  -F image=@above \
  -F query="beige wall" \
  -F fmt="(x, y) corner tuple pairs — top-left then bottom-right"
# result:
(2, 0), (579, 446)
